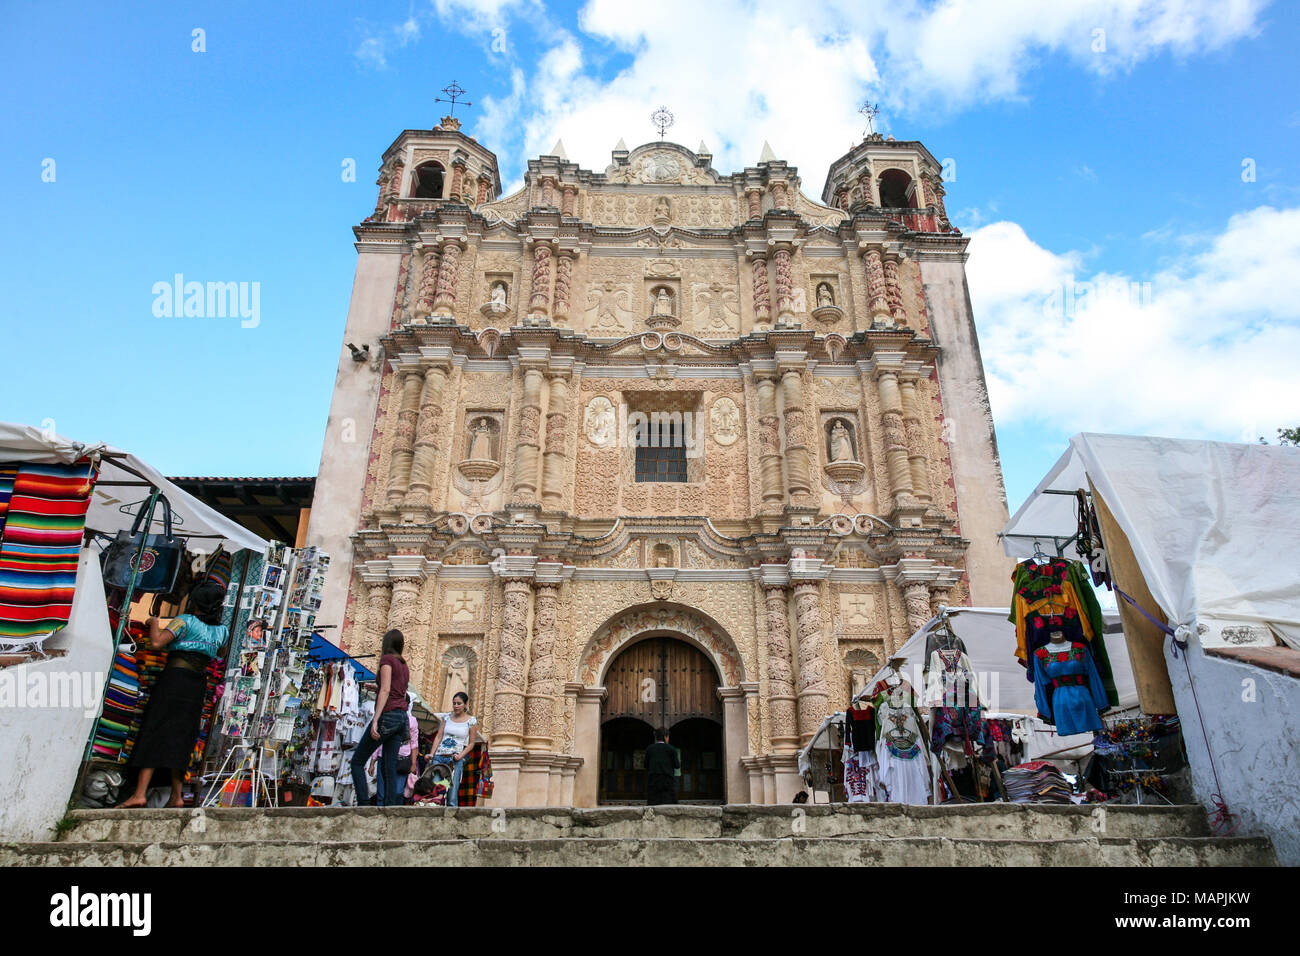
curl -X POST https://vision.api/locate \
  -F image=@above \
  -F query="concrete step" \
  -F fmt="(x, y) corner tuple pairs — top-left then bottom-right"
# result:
(3, 835), (1275, 867)
(59, 803), (1213, 845)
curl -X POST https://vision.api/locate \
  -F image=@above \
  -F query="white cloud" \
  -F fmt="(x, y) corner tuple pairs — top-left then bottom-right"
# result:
(420, 0), (1266, 188)
(967, 206), (1300, 442)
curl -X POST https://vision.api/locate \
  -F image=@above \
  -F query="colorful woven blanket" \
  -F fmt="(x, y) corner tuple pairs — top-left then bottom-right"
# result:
(0, 459), (98, 642)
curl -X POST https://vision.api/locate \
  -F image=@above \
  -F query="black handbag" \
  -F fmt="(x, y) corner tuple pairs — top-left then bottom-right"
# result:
(102, 494), (186, 594)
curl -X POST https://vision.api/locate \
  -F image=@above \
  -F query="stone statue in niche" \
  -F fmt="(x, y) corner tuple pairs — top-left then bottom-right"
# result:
(652, 543), (674, 568)
(830, 419), (855, 462)
(652, 287), (674, 317)
(442, 653), (471, 711)
(467, 417), (497, 461)
(653, 196), (672, 224)
(490, 281), (508, 308)
(817, 282), (835, 309)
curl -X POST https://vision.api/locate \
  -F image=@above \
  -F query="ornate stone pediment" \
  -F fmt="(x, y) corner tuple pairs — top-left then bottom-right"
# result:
(605, 142), (719, 186)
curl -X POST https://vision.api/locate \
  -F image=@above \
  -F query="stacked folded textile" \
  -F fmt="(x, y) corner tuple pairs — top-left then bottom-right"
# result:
(185, 655), (227, 780)
(92, 648), (141, 760)
(1002, 760), (1074, 803)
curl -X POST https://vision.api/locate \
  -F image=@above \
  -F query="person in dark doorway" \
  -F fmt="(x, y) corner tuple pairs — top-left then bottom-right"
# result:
(645, 726), (679, 805)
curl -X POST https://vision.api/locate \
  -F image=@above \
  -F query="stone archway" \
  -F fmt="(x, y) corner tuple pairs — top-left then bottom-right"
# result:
(572, 603), (750, 806)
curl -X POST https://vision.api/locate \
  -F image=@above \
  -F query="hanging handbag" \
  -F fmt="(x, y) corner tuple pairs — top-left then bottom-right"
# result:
(102, 493), (186, 594)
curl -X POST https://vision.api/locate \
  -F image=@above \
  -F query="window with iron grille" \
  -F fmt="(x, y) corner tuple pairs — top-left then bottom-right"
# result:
(635, 419), (688, 483)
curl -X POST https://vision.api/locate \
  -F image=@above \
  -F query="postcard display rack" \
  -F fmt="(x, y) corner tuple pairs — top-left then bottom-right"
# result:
(202, 543), (330, 806)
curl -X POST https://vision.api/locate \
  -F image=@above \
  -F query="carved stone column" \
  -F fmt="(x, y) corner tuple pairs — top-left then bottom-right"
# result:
(528, 243), (553, 319)
(861, 247), (891, 326)
(750, 255), (771, 324)
(552, 251), (575, 324)
(477, 176), (491, 205)
(414, 245), (440, 320)
(386, 369), (424, 502)
(902, 581), (933, 634)
(406, 364), (450, 506)
(792, 581), (829, 743)
(432, 240), (462, 316)
(384, 160), (405, 222)
(540, 374), (569, 508)
(772, 246), (795, 319)
(540, 176), (558, 208)
(746, 189), (762, 220)
(771, 180), (790, 208)
(373, 164), (391, 219)
(561, 185), (577, 216)
(493, 576), (533, 747)
(764, 586), (799, 752)
(511, 368), (546, 503)
(524, 583), (559, 750)
(365, 581), (392, 657)
(883, 255), (909, 327)
(386, 574), (423, 637)
(449, 161), (466, 202)
(780, 370), (812, 499)
(874, 369), (914, 508)
(755, 378), (785, 507)
(929, 585), (951, 615)
(898, 377), (932, 503)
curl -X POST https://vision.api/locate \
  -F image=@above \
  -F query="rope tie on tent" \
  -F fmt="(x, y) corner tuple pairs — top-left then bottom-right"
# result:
(1114, 589), (1236, 833)
(1177, 632), (1239, 835)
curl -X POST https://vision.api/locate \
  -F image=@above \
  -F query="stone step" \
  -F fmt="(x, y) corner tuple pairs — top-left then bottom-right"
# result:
(4, 835), (1275, 867)
(60, 802), (1212, 844)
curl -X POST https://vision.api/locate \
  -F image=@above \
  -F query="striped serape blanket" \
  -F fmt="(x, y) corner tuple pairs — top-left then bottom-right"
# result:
(0, 459), (98, 647)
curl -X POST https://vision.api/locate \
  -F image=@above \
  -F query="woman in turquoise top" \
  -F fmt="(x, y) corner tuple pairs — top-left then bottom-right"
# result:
(119, 581), (229, 809)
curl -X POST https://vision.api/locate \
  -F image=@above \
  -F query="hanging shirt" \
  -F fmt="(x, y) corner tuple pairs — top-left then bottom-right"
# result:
(1032, 641), (1110, 737)
(1009, 558), (1118, 706)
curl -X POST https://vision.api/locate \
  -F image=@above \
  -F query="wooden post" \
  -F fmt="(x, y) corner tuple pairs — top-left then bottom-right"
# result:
(1089, 482), (1177, 715)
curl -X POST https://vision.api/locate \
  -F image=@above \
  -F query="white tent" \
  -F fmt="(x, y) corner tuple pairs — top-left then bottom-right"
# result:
(1001, 432), (1300, 649)
(0, 422), (269, 840)
(0, 421), (267, 553)
(1001, 432), (1300, 865)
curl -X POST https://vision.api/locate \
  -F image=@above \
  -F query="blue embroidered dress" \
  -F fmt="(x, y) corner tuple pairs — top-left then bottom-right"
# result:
(1033, 641), (1109, 736)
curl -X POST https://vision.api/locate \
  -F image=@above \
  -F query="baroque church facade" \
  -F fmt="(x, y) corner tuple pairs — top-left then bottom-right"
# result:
(307, 115), (1012, 806)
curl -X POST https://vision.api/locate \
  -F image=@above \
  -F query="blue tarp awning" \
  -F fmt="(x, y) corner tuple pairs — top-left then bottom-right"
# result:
(308, 633), (375, 681)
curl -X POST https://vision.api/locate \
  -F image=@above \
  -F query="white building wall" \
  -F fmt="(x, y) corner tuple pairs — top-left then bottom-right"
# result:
(306, 249), (402, 640)
(0, 549), (112, 840)
(1168, 642), (1300, 865)
(917, 253), (1014, 605)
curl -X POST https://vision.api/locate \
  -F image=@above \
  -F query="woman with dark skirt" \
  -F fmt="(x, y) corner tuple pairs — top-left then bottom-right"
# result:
(117, 581), (229, 809)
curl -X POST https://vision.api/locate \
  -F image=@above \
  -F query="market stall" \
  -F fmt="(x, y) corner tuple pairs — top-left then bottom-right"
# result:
(1000, 433), (1300, 862)
(0, 422), (268, 839)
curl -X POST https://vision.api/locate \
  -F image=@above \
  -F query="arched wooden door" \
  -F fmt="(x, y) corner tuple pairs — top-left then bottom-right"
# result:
(599, 636), (724, 804)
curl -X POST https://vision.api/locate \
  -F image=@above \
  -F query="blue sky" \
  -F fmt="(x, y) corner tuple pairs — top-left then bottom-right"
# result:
(2, 0), (1297, 515)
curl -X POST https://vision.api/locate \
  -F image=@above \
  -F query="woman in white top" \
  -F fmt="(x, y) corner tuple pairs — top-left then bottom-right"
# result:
(429, 691), (479, 806)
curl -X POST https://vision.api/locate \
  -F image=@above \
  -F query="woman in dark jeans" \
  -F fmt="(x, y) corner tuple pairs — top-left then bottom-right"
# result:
(118, 581), (229, 808)
(350, 629), (410, 807)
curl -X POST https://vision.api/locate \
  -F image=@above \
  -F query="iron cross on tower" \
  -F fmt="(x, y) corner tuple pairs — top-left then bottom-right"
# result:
(435, 80), (473, 117)
(650, 106), (675, 140)
(859, 100), (881, 136)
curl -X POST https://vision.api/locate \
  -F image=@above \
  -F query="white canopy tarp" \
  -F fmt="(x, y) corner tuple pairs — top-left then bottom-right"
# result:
(0, 421), (268, 554)
(1001, 433), (1300, 649)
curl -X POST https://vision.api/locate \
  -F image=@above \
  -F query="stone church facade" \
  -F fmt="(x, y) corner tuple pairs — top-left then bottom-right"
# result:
(307, 116), (1012, 806)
